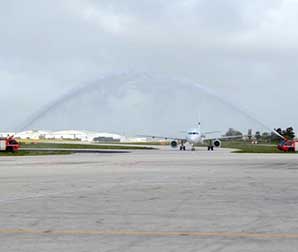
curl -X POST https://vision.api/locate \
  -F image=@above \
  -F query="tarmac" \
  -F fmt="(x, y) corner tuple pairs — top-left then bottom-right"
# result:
(21, 147), (131, 154)
(1, 147), (298, 251)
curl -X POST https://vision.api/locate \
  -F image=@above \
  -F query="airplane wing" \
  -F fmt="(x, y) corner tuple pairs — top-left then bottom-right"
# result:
(137, 135), (186, 142)
(202, 131), (221, 135)
(203, 135), (243, 141)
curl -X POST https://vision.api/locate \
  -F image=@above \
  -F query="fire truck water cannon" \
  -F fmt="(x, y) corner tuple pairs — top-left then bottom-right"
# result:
(0, 136), (20, 152)
(273, 129), (298, 152)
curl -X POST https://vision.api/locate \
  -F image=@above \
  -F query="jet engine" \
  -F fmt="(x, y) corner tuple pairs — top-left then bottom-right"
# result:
(213, 139), (221, 148)
(171, 141), (178, 148)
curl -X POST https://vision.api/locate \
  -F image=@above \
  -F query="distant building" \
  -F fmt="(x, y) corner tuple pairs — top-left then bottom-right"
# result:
(0, 132), (15, 138)
(4, 129), (142, 142)
(247, 129), (252, 140)
(15, 130), (49, 140)
(93, 136), (120, 143)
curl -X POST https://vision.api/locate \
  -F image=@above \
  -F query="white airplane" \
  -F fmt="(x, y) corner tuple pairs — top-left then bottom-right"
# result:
(140, 123), (242, 151)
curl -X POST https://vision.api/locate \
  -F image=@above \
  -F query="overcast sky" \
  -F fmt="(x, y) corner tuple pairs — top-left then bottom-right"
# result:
(1, 0), (298, 134)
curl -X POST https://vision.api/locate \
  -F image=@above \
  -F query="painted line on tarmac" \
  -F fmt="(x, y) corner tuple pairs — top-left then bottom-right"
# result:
(1, 229), (298, 239)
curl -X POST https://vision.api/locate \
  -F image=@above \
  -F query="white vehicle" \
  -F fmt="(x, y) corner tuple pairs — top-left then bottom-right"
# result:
(140, 123), (242, 151)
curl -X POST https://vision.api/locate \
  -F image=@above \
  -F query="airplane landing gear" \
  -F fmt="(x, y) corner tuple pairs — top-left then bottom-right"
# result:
(180, 145), (186, 151)
(207, 146), (214, 151)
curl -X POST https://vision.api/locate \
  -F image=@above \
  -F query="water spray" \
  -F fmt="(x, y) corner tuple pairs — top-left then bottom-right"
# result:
(19, 72), (142, 131)
(19, 72), (283, 139)
(156, 74), (285, 140)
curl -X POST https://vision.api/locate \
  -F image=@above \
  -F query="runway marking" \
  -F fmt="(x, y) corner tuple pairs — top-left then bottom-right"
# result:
(1, 229), (298, 239)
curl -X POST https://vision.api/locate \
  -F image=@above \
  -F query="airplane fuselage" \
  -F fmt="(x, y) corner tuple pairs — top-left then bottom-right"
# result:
(185, 129), (202, 144)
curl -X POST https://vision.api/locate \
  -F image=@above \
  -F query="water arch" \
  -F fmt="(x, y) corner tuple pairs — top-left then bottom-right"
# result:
(19, 72), (270, 135)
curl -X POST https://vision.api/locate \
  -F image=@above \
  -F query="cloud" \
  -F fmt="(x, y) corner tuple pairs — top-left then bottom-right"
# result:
(0, 0), (298, 132)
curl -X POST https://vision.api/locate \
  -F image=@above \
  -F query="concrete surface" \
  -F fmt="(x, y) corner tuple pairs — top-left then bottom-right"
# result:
(1, 147), (298, 251)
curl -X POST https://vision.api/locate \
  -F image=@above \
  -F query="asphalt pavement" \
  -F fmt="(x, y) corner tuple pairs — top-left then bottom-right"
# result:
(1, 147), (298, 251)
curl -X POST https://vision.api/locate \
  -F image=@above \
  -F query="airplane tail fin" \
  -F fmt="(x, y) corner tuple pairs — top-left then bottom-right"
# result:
(197, 122), (201, 132)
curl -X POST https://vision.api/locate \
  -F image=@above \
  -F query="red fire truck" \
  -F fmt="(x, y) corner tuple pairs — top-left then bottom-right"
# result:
(0, 136), (20, 152)
(277, 140), (298, 152)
